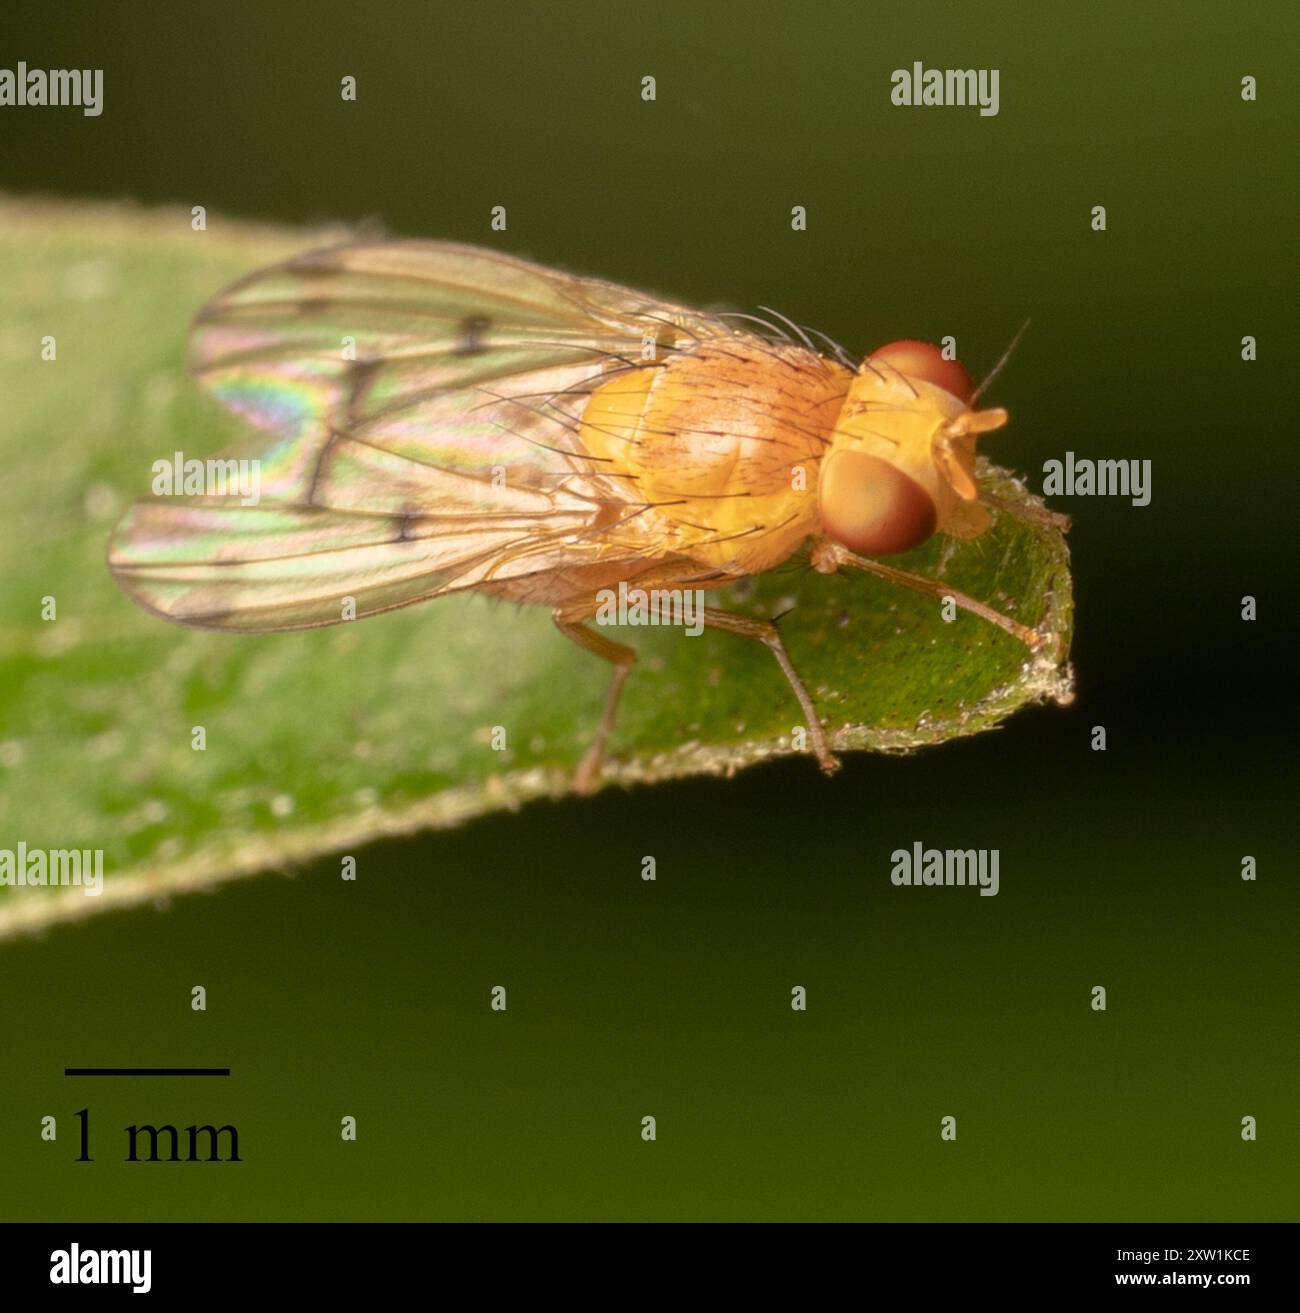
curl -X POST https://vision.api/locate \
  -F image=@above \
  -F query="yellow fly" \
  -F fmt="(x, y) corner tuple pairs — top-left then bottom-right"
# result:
(109, 242), (1041, 790)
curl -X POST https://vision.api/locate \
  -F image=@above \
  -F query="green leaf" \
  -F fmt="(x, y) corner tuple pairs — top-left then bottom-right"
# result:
(0, 198), (1073, 939)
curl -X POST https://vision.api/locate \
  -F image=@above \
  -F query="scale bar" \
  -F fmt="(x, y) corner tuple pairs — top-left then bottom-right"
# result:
(65, 1067), (231, 1077)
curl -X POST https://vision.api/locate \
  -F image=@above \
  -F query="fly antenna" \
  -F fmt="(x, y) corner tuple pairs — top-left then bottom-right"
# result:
(970, 318), (1031, 404)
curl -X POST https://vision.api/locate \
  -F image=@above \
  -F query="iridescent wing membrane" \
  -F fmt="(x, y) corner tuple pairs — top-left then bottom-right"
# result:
(109, 242), (737, 629)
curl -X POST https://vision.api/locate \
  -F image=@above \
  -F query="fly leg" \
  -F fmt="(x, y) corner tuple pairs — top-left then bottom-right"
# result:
(820, 544), (1042, 650)
(698, 608), (840, 775)
(553, 610), (637, 795)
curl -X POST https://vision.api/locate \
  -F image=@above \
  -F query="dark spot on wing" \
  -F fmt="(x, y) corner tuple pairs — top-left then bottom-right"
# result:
(306, 429), (344, 507)
(286, 256), (347, 280)
(304, 363), (384, 506)
(346, 358), (383, 425)
(454, 316), (491, 356)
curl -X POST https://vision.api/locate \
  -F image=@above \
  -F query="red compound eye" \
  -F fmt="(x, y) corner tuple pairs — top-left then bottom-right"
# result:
(818, 449), (937, 556)
(868, 340), (973, 404)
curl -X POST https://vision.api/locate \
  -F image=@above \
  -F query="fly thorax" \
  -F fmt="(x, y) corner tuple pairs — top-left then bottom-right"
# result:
(580, 343), (852, 572)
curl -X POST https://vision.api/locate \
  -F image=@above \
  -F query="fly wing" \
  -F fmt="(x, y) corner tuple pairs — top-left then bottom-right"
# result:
(109, 242), (740, 630)
(108, 499), (624, 630)
(186, 241), (733, 452)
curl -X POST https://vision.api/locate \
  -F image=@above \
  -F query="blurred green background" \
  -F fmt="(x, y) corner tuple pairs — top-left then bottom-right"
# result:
(0, 0), (1294, 1219)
